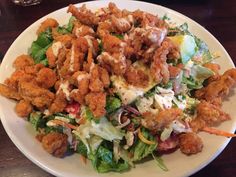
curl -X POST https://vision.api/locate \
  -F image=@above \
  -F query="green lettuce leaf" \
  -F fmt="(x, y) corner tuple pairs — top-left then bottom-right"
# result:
(57, 16), (76, 34)
(28, 112), (46, 130)
(131, 128), (157, 161)
(88, 141), (130, 173)
(29, 28), (53, 65)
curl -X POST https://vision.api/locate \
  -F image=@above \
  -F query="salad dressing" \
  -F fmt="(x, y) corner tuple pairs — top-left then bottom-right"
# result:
(52, 41), (63, 57)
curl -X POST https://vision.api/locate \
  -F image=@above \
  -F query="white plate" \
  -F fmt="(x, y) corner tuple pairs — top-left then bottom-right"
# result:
(0, 0), (235, 177)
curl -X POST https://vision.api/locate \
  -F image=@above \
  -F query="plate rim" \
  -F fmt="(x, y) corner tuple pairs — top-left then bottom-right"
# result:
(0, 1), (235, 177)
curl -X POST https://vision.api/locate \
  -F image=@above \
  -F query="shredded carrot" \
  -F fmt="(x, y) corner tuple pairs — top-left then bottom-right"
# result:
(80, 155), (87, 164)
(202, 127), (236, 138)
(138, 129), (156, 145)
(77, 117), (86, 124)
(51, 119), (78, 130)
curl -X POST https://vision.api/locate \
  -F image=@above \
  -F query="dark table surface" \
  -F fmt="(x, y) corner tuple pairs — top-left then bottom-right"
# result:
(0, 0), (236, 177)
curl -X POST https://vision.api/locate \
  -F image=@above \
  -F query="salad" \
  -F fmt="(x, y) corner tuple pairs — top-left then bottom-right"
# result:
(0, 2), (236, 173)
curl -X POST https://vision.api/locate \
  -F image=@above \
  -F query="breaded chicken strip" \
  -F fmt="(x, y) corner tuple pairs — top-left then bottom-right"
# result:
(13, 54), (34, 70)
(179, 132), (203, 155)
(37, 18), (59, 35)
(67, 4), (99, 27)
(85, 91), (106, 118)
(18, 81), (55, 109)
(195, 68), (236, 102)
(142, 108), (183, 131)
(0, 83), (21, 100)
(15, 99), (33, 117)
(41, 132), (68, 157)
(36, 68), (57, 89)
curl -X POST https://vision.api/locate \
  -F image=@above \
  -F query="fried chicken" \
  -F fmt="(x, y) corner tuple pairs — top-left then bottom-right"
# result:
(41, 132), (68, 157)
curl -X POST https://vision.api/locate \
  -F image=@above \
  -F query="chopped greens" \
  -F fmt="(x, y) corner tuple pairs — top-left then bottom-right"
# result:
(106, 96), (122, 113)
(57, 16), (76, 34)
(28, 112), (46, 130)
(29, 28), (53, 65)
(131, 128), (157, 161)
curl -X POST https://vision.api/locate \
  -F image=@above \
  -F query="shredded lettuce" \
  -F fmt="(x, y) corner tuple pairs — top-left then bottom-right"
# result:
(152, 153), (168, 171)
(182, 64), (214, 90)
(190, 65), (214, 82)
(131, 128), (157, 161)
(194, 36), (213, 63)
(73, 117), (124, 153)
(76, 141), (88, 157)
(88, 141), (130, 173)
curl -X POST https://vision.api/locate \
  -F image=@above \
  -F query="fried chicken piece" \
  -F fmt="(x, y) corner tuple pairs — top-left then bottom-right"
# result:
(143, 27), (167, 46)
(5, 63), (42, 90)
(108, 2), (122, 18)
(179, 132), (203, 155)
(97, 21), (114, 38)
(150, 38), (180, 84)
(142, 108), (183, 131)
(102, 34), (124, 54)
(70, 89), (85, 104)
(52, 32), (73, 49)
(82, 48), (94, 72)
(75, 37), (90, 53)
(4, 70), (26, 90)
(59, 51), (84, 79)
(124, 65), (149, 88)
(80, 35), (99, 56)
(89, 65), (110, 92)
(111, 15), (132, 33)
(189, 118), (206, 132)
(67, 4), (99, 27)
(18, 81), (55, 109)
(89, 78), (104, 92)
(13, 54), (34, 70)
(49, 91), (67, 114)
(0, 83), (21, 100)
(73, 24), (96, 38)
(168, 65), (182, 78)
(196, 101), (230, 127)
(195, 68), (236, 101)
(68, 42), (84, 72)
(57, 48), (68, 70)
(150, 45), (169, 84)
(24, 63), (45, 75)
(37, 18), (59, 35)
(41, 132), (68, 157)
(15, 99), (33, 117)
(89, 65), (104, 92)
(71, 71), (90, 95)
(98, 66), (110, 88)
(36, 133), (45, 142)
(46, 41), (65, 69)
(36, 68), (57, 89)
(46, 47), (57, 68)
(49, 80), (72, 113)
(90, 77), (104, 92)
(97, 52), (127, 75)
(132, 9), (166, 28)
(85, 92), (106, 118)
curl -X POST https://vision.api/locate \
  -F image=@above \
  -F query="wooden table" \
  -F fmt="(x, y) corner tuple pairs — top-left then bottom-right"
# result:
(0, 0), (236, 176)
